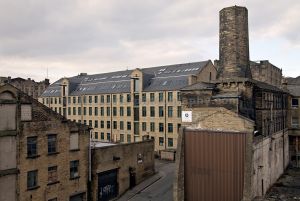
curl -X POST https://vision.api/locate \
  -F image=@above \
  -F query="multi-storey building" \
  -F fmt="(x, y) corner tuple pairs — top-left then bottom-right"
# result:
(39, 61), (217, 151)
(285, 77), (300, 167)
(0, 83), (90, 201)
(1, 77), (50, 99)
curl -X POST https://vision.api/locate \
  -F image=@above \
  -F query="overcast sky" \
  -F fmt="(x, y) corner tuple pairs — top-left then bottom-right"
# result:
(0, 0), (299, 83)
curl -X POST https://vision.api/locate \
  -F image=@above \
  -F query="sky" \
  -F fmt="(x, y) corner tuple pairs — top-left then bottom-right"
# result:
(0, 0), (299, 83)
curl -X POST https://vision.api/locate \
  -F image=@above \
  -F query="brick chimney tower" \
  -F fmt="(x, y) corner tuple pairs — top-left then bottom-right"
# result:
(218, 6), (252, 79)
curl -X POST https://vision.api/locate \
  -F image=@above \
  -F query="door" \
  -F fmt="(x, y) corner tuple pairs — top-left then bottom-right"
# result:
(98, 169), (118, 201)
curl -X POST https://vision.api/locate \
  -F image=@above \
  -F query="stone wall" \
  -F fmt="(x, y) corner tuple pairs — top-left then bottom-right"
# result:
(251, 130), (289, 198)
(91, 140), (155, 201)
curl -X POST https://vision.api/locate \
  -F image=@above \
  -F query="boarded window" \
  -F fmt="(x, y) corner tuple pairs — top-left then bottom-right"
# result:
(70, 133), (79, 150)
(21, 105), (32, 121)
(0, 136), (17, 170)
(0, 104), (16, 130)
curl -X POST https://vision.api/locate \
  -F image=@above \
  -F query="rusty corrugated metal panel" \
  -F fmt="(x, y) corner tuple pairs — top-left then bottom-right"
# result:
(184, 130), (246, 201)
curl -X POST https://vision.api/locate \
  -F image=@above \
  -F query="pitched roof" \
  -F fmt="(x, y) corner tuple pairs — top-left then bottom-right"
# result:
(41, 60), (211, 97)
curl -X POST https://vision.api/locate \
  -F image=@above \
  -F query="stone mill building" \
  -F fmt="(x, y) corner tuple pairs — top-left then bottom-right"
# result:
(174, 6), (289, 201)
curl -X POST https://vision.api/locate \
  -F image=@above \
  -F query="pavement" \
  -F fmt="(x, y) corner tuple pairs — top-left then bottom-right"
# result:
(117, 159), (175, 201)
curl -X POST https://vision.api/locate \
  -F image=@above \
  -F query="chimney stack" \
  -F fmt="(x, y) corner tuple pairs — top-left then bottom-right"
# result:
(218, 6), (252, 79)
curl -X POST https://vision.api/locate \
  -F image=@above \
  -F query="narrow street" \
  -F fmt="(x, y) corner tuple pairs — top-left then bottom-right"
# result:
(124, 159), (175, 201)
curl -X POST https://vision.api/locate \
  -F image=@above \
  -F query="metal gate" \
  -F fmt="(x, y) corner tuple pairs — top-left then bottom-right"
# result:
(98, 169), (118, 201)
(184, 130), (247, 201)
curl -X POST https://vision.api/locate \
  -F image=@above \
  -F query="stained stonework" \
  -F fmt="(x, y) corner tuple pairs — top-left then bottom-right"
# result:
(219, 6), (251, 79)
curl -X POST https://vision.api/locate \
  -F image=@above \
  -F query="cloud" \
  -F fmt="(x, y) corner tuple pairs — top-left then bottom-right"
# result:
(0, 0), (299, 82)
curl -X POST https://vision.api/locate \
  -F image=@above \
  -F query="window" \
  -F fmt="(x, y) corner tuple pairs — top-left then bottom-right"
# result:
(101, 132), (104, 140)
(83, 96), (87, 104)
(168, 138), (173, 147)
(113, 95), (117, 103)
(142, 122), (147, 131)
(159, 137), (164, 146)
(150, 122), (155, 132)
(142, 93), (146, 102)
(120, 94), (123, 103)
(100, 95), (104, 103)
(27, 170), (38, 189)
(83, 107), (87, 115)
(159, 92), (163, 102)
(107, 121), (111, 129)
(70, 133), (79, 150)
(150, 106), (155, 117)
(177, 123), (181, 131)
(127, 134), (131, 143)
(89, 120), (92, 127)
(127, 94), (131, 102)
(78, 97), (81, 104)
(48, 166), (58, 184)
(107, 95), (111, 103)
(159, 106), (164, 117)
(89, 96), (92, 103)
(68, 107), (71, 115)
(48, 134), (57, 154)
(106, 107), (110, 116)
(89, 107), (92, 116)
(150, 93), (155, 102)
(177, 92), (181, 101)
(120, 107), (124, 116)
(107, 133), (111, 141)
(168, 106), (173, 117)
(177, 106), (182, 118)
(27, 136), (37, 157)
(100, 120), (104, 128)
(142, 106), (147, 117)
(94, 96), (98, 103)
(134, 78), (140, 92)
(159, 123), (164, 132)
(120, 121), (124, 130)
(113, 121), (117, 129)
(95, 120), (98, 128)
(168, 123), (173, 133)
(70, 160), (79, 179)
(292, 117), (299, 128)
(73, 97), (76, 104)
(127, 107), (131, 116)
(95, 132), (98, 139)
(168, 92), (173, 102)
(73, 107), (76, 115)
(292, 98), (299, 108)
(113, 107), (117, 116)
(84, 120), (87, 125)
(100, 107), (104, 116)
(68, 97), (71, 104)
(94, 107), (98, 116)
(127, 122), (131, 130)
(78, 107), (81, 115)
(120, 134), (124, 142)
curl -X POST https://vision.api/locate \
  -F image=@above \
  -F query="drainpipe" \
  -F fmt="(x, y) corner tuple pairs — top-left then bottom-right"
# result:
(164, 91), (167, 150)
(282, 94), (285, 170)
(88, 129), (92, 201)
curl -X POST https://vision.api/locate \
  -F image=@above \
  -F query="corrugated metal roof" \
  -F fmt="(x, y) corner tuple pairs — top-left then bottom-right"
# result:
(41, 60), (210, 97)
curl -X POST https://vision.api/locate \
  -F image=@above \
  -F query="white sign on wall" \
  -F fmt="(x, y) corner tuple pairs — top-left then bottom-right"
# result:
(182, 111), (192, 122)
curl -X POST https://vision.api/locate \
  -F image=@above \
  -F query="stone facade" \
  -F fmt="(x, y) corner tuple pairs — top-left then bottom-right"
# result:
(0, 83), (90, 201)
(286, 79), (300, 167)
(1, 77), (50, 99)
(91, 140), (155, 201)
(250, 60), (282, 87)
(39, 61), (217, 152)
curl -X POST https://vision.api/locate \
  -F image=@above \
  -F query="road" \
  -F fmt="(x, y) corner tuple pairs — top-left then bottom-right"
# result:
(129, 159), (175, 201)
